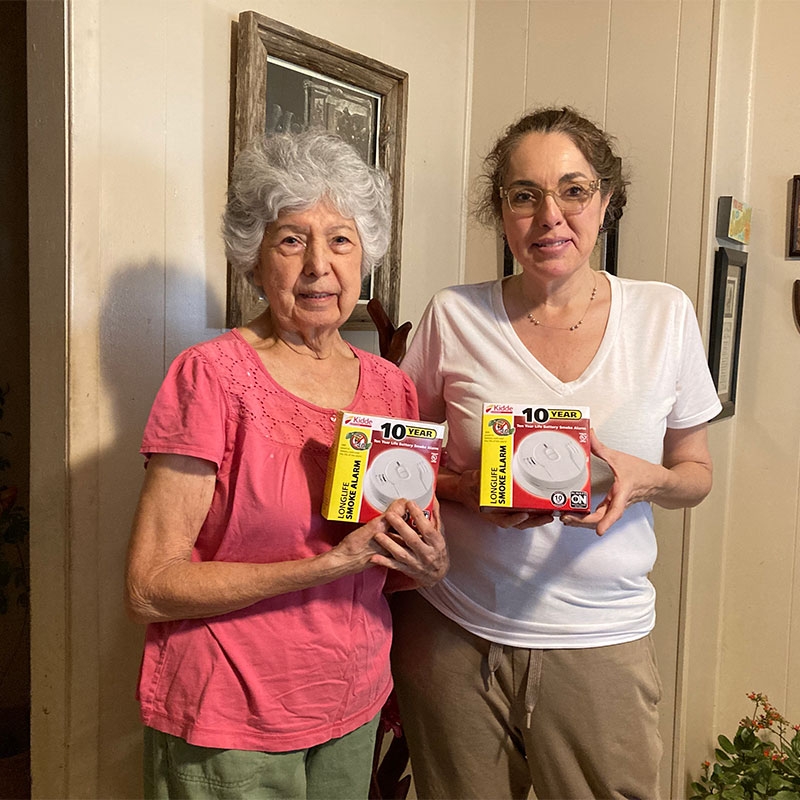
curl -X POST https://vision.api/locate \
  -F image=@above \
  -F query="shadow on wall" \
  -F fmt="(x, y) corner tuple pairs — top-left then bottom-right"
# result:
(93, 262), (223, 797)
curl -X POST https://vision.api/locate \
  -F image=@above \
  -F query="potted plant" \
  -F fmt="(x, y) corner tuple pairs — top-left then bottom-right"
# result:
(691, 692), (800, 799)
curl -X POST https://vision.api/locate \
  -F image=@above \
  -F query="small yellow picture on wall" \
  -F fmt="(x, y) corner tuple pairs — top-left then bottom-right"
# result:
(716, 196), (751, 245)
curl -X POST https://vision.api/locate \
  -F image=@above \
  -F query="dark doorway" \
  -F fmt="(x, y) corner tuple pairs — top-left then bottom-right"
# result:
(0, 1), (31, 798)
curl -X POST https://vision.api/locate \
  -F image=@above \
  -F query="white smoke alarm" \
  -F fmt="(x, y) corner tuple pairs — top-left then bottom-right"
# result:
(511, 430), (588, 498)
(363, 449), (435, 511)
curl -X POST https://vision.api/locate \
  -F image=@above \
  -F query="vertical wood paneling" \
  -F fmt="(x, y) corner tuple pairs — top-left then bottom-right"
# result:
(717, 0), (800, 736)
(525, 0), (611, 122)
(76, 0), (170, 795)
(665, 2), (715, 301)
(68, 0), (103, 790)
(465, 0), (529, 284)
(671, 13), (732, 770)
(27, 1), (69, 796)
(603, 14), (688, 784)
(164, 0), (228, 359)
(655, 5), (716, 795)
(606, 0), (681, 282)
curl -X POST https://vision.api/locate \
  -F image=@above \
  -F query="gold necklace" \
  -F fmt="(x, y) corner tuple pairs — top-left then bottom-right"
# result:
(526, 272), (598, 332)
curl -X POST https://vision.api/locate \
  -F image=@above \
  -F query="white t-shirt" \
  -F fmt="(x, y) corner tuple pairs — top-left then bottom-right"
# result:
(402, 274), (722, 648)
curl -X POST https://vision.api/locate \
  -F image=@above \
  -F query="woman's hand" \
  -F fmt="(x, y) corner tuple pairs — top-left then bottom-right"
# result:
(370, 498), (449, 588)
(437, 466), (554, 530)
(327, 511), (401, 569)
(561, 426), (713, 536)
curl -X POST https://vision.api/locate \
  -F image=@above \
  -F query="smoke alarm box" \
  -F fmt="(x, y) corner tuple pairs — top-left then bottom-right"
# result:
(480, 403), (591, 514)
(322, 411), (445, 523)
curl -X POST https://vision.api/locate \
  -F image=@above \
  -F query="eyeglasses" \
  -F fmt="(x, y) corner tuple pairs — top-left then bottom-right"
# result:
(500, 179), (605, 217)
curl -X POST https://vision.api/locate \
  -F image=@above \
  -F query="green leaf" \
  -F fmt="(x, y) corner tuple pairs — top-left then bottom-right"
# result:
(719, 735), (737, 754)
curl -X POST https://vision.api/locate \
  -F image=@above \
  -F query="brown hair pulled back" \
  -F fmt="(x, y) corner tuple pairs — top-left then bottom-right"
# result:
(475, 106), (628, 232)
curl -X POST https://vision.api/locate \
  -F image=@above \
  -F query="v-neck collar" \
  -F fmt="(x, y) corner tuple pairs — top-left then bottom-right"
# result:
(491, 272), (622, 395)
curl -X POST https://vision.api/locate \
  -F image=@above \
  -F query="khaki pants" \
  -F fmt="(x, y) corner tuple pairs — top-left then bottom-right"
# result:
(391, 591), (662, 800)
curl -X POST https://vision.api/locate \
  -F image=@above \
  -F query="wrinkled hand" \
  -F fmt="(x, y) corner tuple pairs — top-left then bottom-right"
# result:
(457, 469), (554, 530)
(370, 498), (449, 587)
(561, 430), (660, 536)
(331, 511), (402, 571)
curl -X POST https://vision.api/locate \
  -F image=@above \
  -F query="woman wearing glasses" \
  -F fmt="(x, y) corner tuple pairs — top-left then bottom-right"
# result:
(391, 107), (721, 799)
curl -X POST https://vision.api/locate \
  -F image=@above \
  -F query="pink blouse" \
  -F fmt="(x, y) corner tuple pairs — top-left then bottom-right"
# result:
(136, 329), (419, 752)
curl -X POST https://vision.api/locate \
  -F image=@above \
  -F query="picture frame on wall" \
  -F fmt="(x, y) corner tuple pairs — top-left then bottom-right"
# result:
(598, 224), (619, 275)
(716, 195), (751, 245)
(229, 11), (409, 329)
(789, 175), (800, 257)
(708, 247), (747, 420)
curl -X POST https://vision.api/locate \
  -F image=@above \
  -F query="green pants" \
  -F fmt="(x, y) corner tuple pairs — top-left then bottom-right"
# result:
(143, 715), (379, 800)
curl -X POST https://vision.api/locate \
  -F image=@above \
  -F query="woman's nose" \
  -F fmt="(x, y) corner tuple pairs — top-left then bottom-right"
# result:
(302, 240), (331, 275)
(534, 193), (565, 227)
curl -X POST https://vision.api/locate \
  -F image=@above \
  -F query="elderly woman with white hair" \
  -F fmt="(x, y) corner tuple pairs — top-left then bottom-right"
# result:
(125, 129), (447, 800)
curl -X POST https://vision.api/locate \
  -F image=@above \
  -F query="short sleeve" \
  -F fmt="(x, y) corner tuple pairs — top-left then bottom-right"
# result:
(667, 293), (723, 428)
(401, 296), (447, 423)
(140, 349), (230, 468)
(397, 371), (420, 421)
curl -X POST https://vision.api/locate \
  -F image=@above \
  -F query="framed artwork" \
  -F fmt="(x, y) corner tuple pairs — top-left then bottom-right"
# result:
(789, 176), (800, 257)
(598, 224), (619, 275)
(794, 279), (800, 331)
(716, 196), (751, 245)
(229, 11), (409, 329)
(708, 247), (747, 420)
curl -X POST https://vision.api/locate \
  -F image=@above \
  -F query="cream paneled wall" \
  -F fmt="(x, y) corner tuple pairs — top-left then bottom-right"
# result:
(28, 0), (800, 797)
(680, 0), (800, 789)
(715, 0), (800, 749)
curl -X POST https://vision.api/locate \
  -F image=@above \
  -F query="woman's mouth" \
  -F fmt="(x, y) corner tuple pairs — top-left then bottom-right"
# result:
(532, 238), (571, 249)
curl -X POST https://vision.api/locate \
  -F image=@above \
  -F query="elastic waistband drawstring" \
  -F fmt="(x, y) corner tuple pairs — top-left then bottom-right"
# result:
(487, 641), (503, 687)
(486, 643), (542, 729)
(524, 648), (542, 729)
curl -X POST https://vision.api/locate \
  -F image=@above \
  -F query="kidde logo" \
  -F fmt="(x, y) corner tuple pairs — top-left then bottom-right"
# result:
(489, 419), (514, 436)
(344, 415), (373, 427)
(486, 404), (514, 413)
(345, 431), (371, 451)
